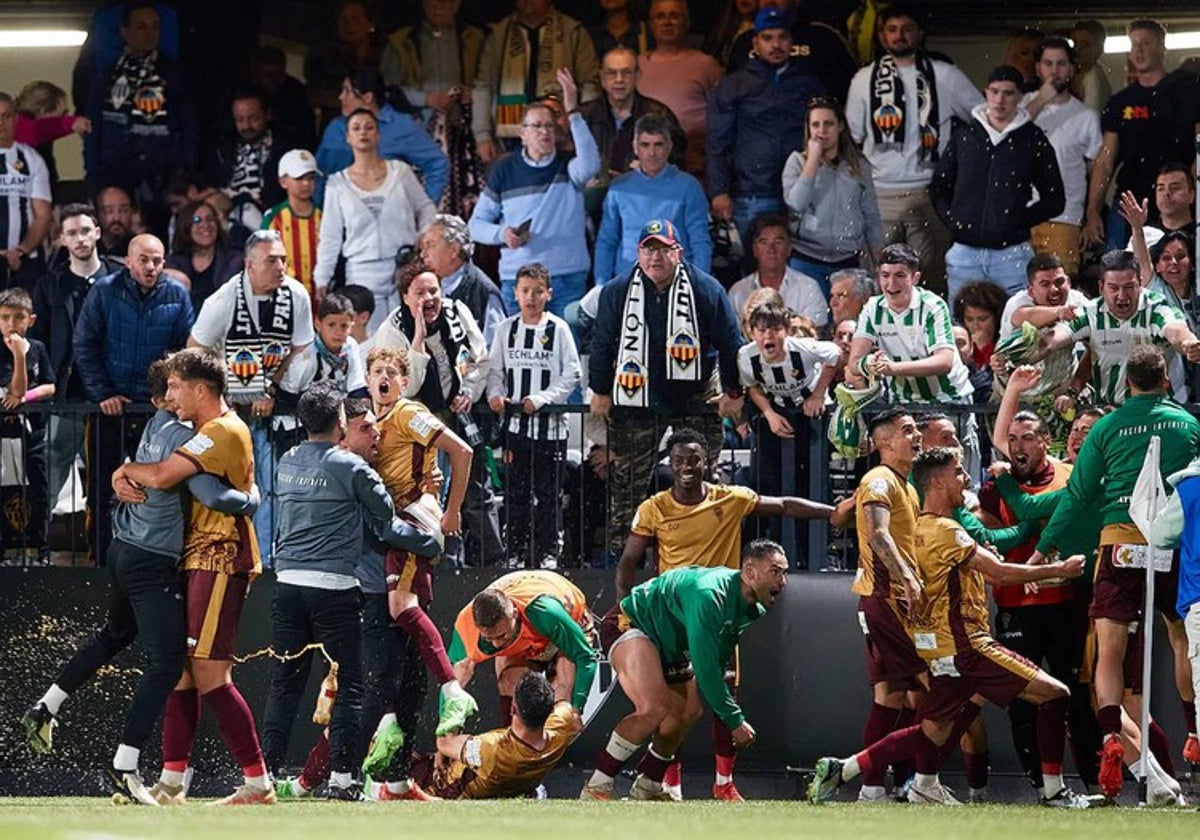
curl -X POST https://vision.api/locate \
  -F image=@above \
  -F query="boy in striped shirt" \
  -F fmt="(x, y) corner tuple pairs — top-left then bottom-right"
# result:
(486, 263), (581, 570)
(262, 149), (321, 297)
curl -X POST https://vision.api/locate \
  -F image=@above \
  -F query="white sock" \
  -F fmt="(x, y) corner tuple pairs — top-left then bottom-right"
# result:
(440, 680), (469, 700)
(715, 772), (732, 786)
(859, 784), (886, 799)
(244, 773), (270, 791)
(914, 772), (939, 791)
(112, 744), (139, 772)
(841, 755), (861, 782)
(40, 685), (69, 716)
(1146, 752), (1181, 795)
(331, 771), (353, 789)
(295, 776), (311, 793)
(1042, 774), (1064, 799)
(588, 732), (641, 786)
(375, 712), (398, 734)
(386, 779), (411, 794)
(160, 769), (186, 786)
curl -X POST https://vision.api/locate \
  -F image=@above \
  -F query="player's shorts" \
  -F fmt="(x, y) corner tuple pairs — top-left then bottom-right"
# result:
(918, 639), (1039, 722)
(1089, 545), (1181, 625)
(385, 547), (434, 606)
(857, 595), (926, 686)
(185, 569), (250, 660)
(598, 604), (693, 683)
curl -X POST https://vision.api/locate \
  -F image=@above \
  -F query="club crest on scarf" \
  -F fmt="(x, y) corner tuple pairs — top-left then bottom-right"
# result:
(230, 349), (260, 385)
(262, 343), (285, 372)
(669, 331), (699, 368)
(617, 359), (646, 398)
(873, 102), (902, 134)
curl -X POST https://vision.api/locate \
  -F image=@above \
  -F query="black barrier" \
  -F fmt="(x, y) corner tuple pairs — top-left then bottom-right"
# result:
(0, 567), (1186, 797)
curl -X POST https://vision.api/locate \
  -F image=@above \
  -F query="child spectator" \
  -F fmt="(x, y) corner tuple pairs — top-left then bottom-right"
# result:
(485, 263), (581, 570)
(262, 150), (323, 298)
(340, 284), (376, 354)
(276, 292), (366, 453)
(0, 288), (56, 564)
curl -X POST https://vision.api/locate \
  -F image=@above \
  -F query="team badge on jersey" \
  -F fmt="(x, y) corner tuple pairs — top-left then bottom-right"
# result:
(230, 349), (260, 385)
(617, 360), (646, 398)
(668, 332), (699, 367)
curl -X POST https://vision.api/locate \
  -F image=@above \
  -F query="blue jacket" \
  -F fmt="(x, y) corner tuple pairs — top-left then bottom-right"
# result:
(73, 270), (194, 403)
(706, 57), (825, 199)
(315, 103), (449, 204)
(589, 262), (743, 415)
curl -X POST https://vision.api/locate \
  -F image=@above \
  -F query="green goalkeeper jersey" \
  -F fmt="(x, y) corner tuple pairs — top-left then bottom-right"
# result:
(1038, 393), (1200, 554)
(620, 567), (766, 729)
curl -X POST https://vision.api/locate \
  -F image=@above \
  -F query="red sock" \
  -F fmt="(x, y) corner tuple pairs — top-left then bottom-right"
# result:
(891, 706), (916, 788)
(1097, 704), (1122, 737)
(1184, 701), (1197, 735)
(301, 732), (331, 790)
(203, 684), (266, 778)
(498, 695), (513, 729)
(712, 717), (735, 778)
(1148, 719), (1177, 778)
(861, 703), (902, 786)
(858, 724), (923, 781)
(664, 762), (682, 787)
(964, 750), (990, 789)
(638, 747), (673, 783)
(914, 729), (940, 775)
(395, 607), (455, 685)
(162, 688), (200, 772)
(1036, 697), (1069, 769)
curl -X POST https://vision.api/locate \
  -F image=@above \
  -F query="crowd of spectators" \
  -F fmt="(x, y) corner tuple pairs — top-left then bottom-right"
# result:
(1, 0), (1198, 572)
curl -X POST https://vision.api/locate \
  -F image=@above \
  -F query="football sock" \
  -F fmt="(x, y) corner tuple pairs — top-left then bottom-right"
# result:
(1147, 719), (1176, 778)
(203, 684), (267, 781)
(913, 772), (940, 792)
(498, 695), (514, 729)
(841, 755), (862, 782)
(396, 607), (455, 684)
(861, 703), (900, 786)
(1184, 701), (1198, 736)
(713, 717), (735, 782)
(1036, 696), (1069, 768)
(1096, 704), (1122, 737)
(591, 732), (640, 784)
(112, 744), (139, 773)
(914, 729), (940, 775)
(330, 771), (353, 789)
(39, 685), (69, 716)
(375, 713), (397, 734)
(857, 724), (924, 782)
(301, 732), (330, 791)
(386, 779), (411, 794)
(638, 746), (673, 784)
(891, 706), (917, 788)
(161, 688), (200, 777)
(963, 750), (989, 790)
(664, 762), (682, 787)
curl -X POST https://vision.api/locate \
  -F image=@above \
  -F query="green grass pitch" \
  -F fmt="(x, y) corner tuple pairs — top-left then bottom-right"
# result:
(0, 798), (1195, 840)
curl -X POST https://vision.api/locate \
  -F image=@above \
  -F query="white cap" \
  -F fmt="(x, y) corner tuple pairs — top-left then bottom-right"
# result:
(278, 149), (321, 179)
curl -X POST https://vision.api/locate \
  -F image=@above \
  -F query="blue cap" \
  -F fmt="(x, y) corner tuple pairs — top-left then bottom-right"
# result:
(638, 219), (680, 247)
(754, 7), (790, 33)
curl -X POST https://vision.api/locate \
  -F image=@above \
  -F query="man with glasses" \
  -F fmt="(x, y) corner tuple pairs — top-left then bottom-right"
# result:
(468, 68), (599, 318)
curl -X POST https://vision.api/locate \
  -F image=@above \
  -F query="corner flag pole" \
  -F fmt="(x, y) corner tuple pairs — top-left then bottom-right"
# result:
(1131, 436), (1165, 807)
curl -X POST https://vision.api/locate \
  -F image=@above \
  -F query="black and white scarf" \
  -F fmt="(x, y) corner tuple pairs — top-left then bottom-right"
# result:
(393, 300), (470, 409)
(868, 52), (940, 161)
(614, 265), (701, 408)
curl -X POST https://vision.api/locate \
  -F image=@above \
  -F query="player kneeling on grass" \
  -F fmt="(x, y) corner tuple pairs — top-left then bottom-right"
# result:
(409, 671), (579, 798)
(809, 447), (1088, 807)
(580, 541), (789, 801)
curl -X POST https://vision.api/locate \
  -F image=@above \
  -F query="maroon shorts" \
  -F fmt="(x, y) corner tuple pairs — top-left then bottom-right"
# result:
(384, 548), (434, 606)
(598, 604), (693, 682)
(918, 640), (1039, 722)
(185, 569), (250, 661)
(1089, 545), (1180, 625)
(858, 596), (925, 686)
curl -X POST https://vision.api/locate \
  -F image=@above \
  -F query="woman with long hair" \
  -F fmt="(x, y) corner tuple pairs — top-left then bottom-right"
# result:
(314, 108), (438, 329)
(781, 97), (883, 296)
(164, 199), (242, 310)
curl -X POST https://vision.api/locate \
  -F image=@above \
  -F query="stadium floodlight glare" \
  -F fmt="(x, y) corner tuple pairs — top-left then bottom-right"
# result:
(1104, 31), (1200, 53)
(0, 30), (88, 48)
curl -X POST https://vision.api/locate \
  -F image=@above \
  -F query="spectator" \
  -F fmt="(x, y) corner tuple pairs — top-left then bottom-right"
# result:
(1070, 20), (1112, 113)
(372, 261), (503, 568)
(73, 233), (193, 565)
(304, 0), (387, 125)
(708, 8), (825, 243)
(250, 46), (317, 150)
(702, 0), (758, 68)
(589, 0), (654, 57)
(846, 5), (981, 294)
(827, 268), (876, 328)
(580, 46), (686, 218)
(738, 286), (786, 340)
(82, 0), (197, 233)
(164, 199), (243, 311)
(0, 287), (56, 563)
(952, 281), (1008, 372)
(1084, 19), (1200, 250)
(1002, 28), (1045, 92)
(315, 66), (449, 207)
(636, 0), (722, 176)
(594, 114), (710, 286)
(723, 0), (858, 101)
(782, 97), (883, 295)
(1123, 192), (1197, 326)
(468, 69), (600, 319)
(314, 108), (438, 329)
(380, 0), (485, 127)
(0, 93), (52, 290)
(340, 283), (375, 351)
(31, 204), (123, 508)
(96, 185), (134, 258)
(205, 88), (296, 231)
(931, 66), (1064, 300)
(729, 214), (828, 329)
(588, 219), (744, 559)
(188, 229), (315, 565)
(1138, 163), (1196, 242)
(472, 0), (600, 163)
(261, 150), (323, 298)
(13, 81), (91, 196)
(418, 214), (505, 345)
(1021, 37), (1103, 278)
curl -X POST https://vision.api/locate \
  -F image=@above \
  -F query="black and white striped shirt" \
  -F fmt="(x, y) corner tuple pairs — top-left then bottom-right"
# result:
(737, 335), (841, 411)
(0, 143), (50, 251)
(486, 313), (581, 441)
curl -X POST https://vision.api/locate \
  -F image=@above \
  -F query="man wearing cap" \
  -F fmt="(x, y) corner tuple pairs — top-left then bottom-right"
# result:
(589, 218), (744, 562)
(931, 66), (1064, 301)
(707, 8), (825, 243)
(207, 88), (299, 230)
(845, 5), (981, 294)
(263, 150), (323, 297)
